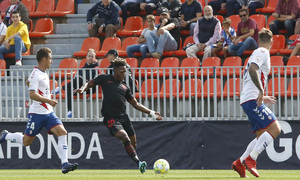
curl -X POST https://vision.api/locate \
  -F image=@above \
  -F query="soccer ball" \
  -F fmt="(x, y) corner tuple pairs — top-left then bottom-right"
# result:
(153, 159), (170, 174)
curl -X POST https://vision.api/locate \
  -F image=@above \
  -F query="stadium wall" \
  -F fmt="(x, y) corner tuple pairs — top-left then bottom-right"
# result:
(0, 120), (299, 170)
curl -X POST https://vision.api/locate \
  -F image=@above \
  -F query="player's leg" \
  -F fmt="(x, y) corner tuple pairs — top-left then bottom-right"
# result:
(47, 113), (78, 174)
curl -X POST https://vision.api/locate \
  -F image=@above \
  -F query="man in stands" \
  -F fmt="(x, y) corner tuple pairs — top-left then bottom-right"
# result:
(186, 5), (221, 63)
(4, 0), (30, 31)
(228, 8), (258, 57)
(180, 0), (203, 36)
(0, 10), (30, 66)
(87, 0), (120, 38)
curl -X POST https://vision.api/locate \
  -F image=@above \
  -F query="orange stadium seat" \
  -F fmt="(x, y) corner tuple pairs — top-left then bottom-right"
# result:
(287, 77), (300, 97)
(96, 37), (121, 57)
(29, 18), (53, 37)
(198, 57), (221, 77)
(0, 0), (10, 17)
(255, 0), (267, 13)
(270, 56), (284, 76)
(176, 36), (194, 56)
(30, 0), (55, 17)
(154, 79), (181, 98)
(178, 57), (200, 77)
(260, 0), (278, 13)
(155, 57), (180, 77)
(135, 79), (159, 99)
(144, 16), (160, 28)
(125, 57), (138, 76)
(0, 59), (6, 76)
(286, 56), (300, 76)
(22, 0), (36, 17)
(266, 77), (286, 97)
(119, 37), (139, 57)
(49, 0), (74, 16)
(201, 78), (222, 98)
(117, 16), (143, 36)
(228, 15), (240, 31)
(177, 78), (202, 98)
(270, 35), (285, 54)
(214, 15), (224, 24)
(29, 19), (33, 32)
(99, 58), (110, 74)
(218, 56), (242, 77)
(4, 48), (30, 58)
(52, 58), (77, 78)
(74, 37), (101, 57)
(223, 77), (241, 97)
(250, 14), (266, 31)
(78, 58), (97, 68)
(138, 58), (159, 77)
(279, 34), (298, 55)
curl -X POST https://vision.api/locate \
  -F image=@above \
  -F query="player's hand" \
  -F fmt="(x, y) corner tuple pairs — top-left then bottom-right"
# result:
(263, 96), (277, 106)
(98, 26), (104, 34)
(48, 99), (58, 107)
(155, 112), (163, 120)
(256, 91), (264, 107)
(73, 88), (84, 94)
(87, 23), (93, 30)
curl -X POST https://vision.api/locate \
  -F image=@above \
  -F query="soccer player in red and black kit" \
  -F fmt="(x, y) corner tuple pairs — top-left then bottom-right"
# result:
(74, 58), (162, 174)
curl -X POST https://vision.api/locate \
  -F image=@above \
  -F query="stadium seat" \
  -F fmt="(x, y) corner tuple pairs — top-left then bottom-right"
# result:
(163, 38), (182, 56)
(0, 59), (6, 76)
(29, 18), (53, 37)
(176, 36), (195, 56)
(286, 56), (300, 76)
(178, 57), (200, 77)
(255, 0), (267, 13)
(270, 56), (284, 76)
(177, 78), (202, 98)
(214, 15), (224, 24)
(30, 0), (55, 17)
(286, 77), (300, 97)
(144, 16), (160, 28)
(119, 37), (139, 57)
(201, 78), (222, 98)
(266, 77), (286, 97)
(198, 57), (221, 77)
(117, 16), (143, 36)
(250, 14), (266, 31)
(52, 58), (77, 79)
(260, 0), (278, 13)
(228, 15), (240, 31)
(218, 56), (242, 77)
(279, 34), (297, 55)
(99, 58), (110, 74)
(4, 48), (30, 58)
(155, 57), (180, 77)
(49, 0), (74, 16)
(96, 37), (121, 57)
(135, 79), (159, 99)
(154, 79), (181, 98)
(125, 57), (138, 76)
(138, 58), (159, 77)
(0, 0), (10, 17)
(223, 77), (241, 97)
(270, 35), (285, 54)
(22, 0), (36, 17)
(74, 37), (101, 57)
(78, 58), (98, 68)
(29, 19), (33, 32)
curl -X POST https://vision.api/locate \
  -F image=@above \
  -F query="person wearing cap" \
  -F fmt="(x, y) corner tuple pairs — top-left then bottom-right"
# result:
(186, 5), (221, 63)
(87, 0), (120, 38)
(144, 8), (180, 59)
(52, 49), (101, 118)
(180, 0), (203, 36)
(105, 49), (138, 92)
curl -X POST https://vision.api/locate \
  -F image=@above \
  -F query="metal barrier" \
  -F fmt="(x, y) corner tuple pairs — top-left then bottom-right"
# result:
(1, 65), (300, 121)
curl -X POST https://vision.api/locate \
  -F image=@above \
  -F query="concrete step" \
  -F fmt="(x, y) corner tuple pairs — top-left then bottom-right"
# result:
(56, 23), (87, 34)
(44, 34), (88, 44)
(33, 44), (81, 55)
(22, 55), (72, 66)
(78, 3), (95, 15)
(66, 14), (87, 23)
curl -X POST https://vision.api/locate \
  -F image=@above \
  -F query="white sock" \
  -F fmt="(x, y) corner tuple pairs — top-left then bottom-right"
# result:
(58, 135), (68, 164)
(240, 138), (257, 163)
(250, 131), (274, 160)
(5, 133), (24, 146)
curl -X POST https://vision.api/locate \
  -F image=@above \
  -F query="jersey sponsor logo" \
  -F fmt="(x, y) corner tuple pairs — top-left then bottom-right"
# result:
(107, 119), (115, 128)
(121, 84), (127, 90)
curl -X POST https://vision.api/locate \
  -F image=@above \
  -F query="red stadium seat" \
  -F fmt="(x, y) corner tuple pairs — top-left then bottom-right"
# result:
(49, 0), (74, 16)
(96, 37), (121, 57)
(176, 36), (194, 56)
(270, 35), (285, 54)
(117, 16), (143, 36)
(260, 0), (278, 13)
(125, 57), (138, 76)
(154, 79), (181, 98)
(198, 57), (221, 77)
(287, 77), (300, 97)
(228, 15), (240, 31)
(155, 57), (180, 77)
(0, 59), (6, 76)
(270, 56), (284, 76)
(266, 77), (286, 97)
(74, 37), (101, 57)
(250, 14), (266, 31)
(0, 0), (10, 17)
(22, 0), (36, 17)
(135, 79), (159, 99)
(138, 58), (159, 77)
(279, 34), (298, 55)
(4, 48), (30, 58)
(223, 78), (241, 97)
(218, 56), (242, 77)
(286, 56), (300, 76)
(201, 78), (222, 98)
(30, 0), (55, 17)
(52, 58), (77, 78)
(119, 37), (139, 57)
(29, 18), (53, 37)
(177, 78), (202, 98)
(178, 57), (200, 77)
(99, 58), (110, 74)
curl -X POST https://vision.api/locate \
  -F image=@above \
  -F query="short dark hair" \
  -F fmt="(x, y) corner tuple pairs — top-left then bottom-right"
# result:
(36, 47), (52, 63)
(112, 58), (126, 69)
(258, 28), (273, 44)
(11, 10), (21, 16)
(238, 8), (249, 15)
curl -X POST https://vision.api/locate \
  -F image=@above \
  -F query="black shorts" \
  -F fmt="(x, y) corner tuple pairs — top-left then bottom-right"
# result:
(103, 114), (135, 137)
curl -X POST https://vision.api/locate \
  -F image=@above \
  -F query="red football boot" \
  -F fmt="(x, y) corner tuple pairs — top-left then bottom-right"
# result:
(243, 156), (260, 177)
(232, 159), (249, 178)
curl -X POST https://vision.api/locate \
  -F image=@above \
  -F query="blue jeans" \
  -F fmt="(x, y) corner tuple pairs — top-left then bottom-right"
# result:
(228, 37), (258, 56)
(269, 20), (296, 37)
(248, 2), (263, 16)
(0, 36), (27, 60)
(126, 43), (149, 59)
(144, 30), (178, 55)
(226, 0), (239, 17)
(189, 22), (196, 36)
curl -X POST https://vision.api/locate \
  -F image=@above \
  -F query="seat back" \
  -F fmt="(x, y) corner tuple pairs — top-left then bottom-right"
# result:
(160, 57), (180, 75)
(214, 15), (224, 24)
(125, 57), (138, 75)
(223, 78), (241, 97)
(34, 18), (53, 34)
(22, 0), (36, 13)
(182, 36), (195, 47)
(100, 37), (121, 52)
(266, 16), (275, 29)
(121, 37), (139, 51)
(159, 79), (181, 94)
(0, 0), (10, 17)
(228, 15), (240, 30)
(124, 16), (143, 31)
(203, 78), (222, 97)
(180, 78), (202, 94)
(266, 77), (286, 96)
(81, 37), (101, 52)
(0, 59), (6, 76)
(55, 0), (74, 13)
(266, 0), (278, 9)
(140, 58), (159, 76)
(250, 14), (266, 31)
(271, 35), (285, 51)
(99, 58), (111, 73)
(59, 58), (77, 70)
(287, 77), (300, 96)
(36, 0), (55, 13)
(222, 56), (242, 76)
(270, 56), (284, 75)
(140, 79), (159, 94)
(201, 57), (221, 76)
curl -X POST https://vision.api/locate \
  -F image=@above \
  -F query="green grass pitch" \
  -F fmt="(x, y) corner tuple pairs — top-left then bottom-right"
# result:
(0, 169), (300, 180)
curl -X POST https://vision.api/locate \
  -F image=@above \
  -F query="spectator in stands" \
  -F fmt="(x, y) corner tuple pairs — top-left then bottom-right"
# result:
(106, 49), (138, 92)
(288, 34), (300, 58)
(186, 5), (221, 62)
(126, 15), (157, 59)
(0, 12), (8, 45)
(87, 0), (120, 38)
(4, 0), (30, 31)
(228, 9), (258, 56)
(294, 18), (300, 34)
(52, 49), (100, 118)
(144, 8), (180, 59)
(211, 18), (236, 58)
(180, 0), (203, 36)
(208, 0), (226, 15)
(157, 0), (182, 18)
(226, 0), (264, 16)
(0, 10), (30, 66)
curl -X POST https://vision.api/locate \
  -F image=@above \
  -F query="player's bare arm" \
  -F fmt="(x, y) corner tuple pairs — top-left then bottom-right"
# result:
(128, 98), (162, 120)
(74, 80), (95, 94)
(29, 91), (58, 107)
(248, 63), (264, 107)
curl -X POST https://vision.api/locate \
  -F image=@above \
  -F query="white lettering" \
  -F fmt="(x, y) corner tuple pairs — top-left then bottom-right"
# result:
(47, 135), (59, 159)
(0, 144), (4, 158)
(7, 140), (23, 159)
(26, 134), (44, 159)
(86, 132), (103, 159)
(68, 132), (85, 159)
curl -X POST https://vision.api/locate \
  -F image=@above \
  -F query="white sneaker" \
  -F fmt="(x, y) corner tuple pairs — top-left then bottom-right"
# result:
(67, 110), (72, 118)
(15, 61), (22, 66)
(51, 87), (60, 95)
